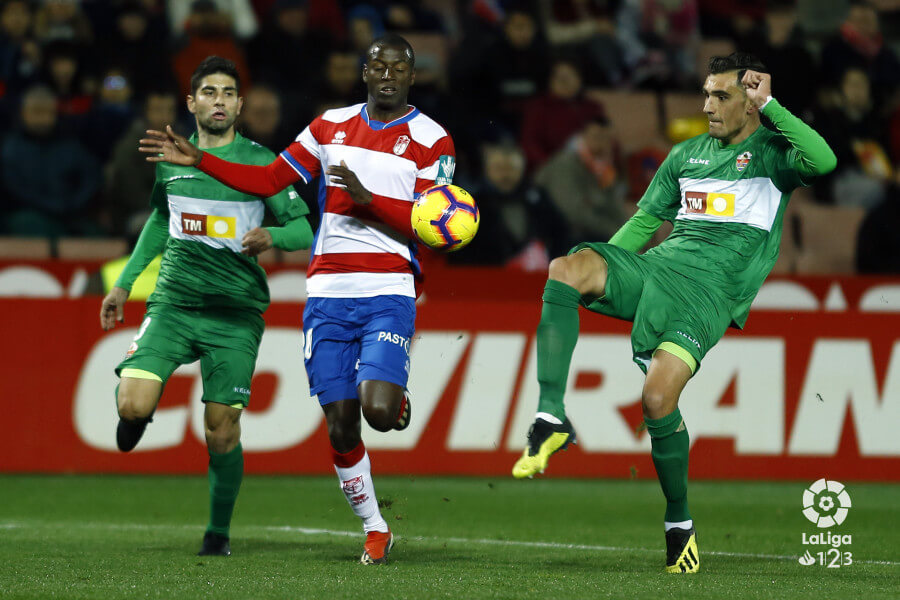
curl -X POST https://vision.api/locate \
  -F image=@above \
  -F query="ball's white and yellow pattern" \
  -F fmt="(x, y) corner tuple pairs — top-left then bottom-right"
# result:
(411, 184), (479, 251)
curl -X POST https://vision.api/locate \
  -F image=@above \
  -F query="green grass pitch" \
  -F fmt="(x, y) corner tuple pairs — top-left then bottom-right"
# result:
(0, 475), (896, 599)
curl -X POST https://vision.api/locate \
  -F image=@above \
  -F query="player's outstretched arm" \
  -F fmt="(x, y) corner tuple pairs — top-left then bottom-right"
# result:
(140, 125), (202, 166)
(742, 70), (837, 178)
(139, 125), (302, 197)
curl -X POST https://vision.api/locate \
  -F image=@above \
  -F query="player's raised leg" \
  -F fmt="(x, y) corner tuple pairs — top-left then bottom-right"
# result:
(643, 347), (698, 573)
(324, 398), (393, 564)
(513, 250), (608, 479)
(199, 402), (243, 557)
(115, 372), (162, 452)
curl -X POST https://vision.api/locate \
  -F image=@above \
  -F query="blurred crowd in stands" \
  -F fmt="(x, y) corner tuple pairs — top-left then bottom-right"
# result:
(0, 0), (898, 273)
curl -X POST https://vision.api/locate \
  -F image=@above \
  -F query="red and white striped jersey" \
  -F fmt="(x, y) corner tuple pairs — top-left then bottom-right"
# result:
(278, 103), (455, 299)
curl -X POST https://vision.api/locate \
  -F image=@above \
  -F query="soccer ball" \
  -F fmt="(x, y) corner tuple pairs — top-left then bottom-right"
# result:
(411, 184), (480, 251)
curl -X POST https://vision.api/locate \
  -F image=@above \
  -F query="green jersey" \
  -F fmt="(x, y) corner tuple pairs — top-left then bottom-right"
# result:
(149, 133), (308, 313)
(637, 121), (809, 328)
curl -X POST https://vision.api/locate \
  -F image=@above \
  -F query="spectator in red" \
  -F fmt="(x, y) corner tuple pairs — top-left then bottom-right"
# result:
(520, 58), (606, 168)
(172, 0), (250, 97)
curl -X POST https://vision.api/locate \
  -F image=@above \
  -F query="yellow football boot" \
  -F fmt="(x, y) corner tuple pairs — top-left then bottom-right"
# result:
(512, 417), (576, 479)
(665, 528), (699, 573)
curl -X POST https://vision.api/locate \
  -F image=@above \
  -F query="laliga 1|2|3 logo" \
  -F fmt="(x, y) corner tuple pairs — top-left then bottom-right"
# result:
(797, 479), (853, 568)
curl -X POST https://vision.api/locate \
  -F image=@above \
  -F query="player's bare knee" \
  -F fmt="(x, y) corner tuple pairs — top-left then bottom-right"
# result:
(205, 419), (239, 454)
(641, 387), (674, 420)
(116, 390), (154, 421)
(548, 252), (607, 297)
(204, 405), (241, 453)
(547, 256), (570, 283)
(362, 400), (395, 432)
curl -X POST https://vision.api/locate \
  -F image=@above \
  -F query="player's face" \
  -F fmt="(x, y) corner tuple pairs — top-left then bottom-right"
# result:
(187, 73), (243, 135)
(703, 72), (754, 143)
(363, 45), (415, 111)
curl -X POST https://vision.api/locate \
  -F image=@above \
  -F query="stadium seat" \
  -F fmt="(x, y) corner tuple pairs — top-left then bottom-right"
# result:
(695, 39), (736, 77)
(793, 203), (865, 274)
(664, 93), (704, 121)
(585, 89), (666, 154)
(0, 236), (52, 259)
(57, 237), (129, 260)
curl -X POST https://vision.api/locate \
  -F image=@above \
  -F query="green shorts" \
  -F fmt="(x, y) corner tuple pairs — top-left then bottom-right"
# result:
(571, 242), (733, 374)
(115, 302), (264, 407)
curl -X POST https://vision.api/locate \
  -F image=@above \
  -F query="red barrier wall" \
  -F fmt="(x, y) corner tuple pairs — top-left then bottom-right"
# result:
(1, 263), (898, 480)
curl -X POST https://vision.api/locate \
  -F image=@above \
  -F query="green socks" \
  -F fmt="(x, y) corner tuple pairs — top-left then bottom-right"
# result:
(536, 279), (582, 420)
(646, 409), (691, 523)
(207, 443), (244, 537)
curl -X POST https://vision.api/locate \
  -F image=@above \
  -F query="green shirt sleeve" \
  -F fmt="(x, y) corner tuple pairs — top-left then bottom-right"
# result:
(761, 98), (837, 187)
(148, 166), (167, 210)
(636, 144), (683, 222)
(608, 208), (663, 252)
(114, 208), (169, 291)
(267, 216), (313, 252)
(264, 182), (310, 224)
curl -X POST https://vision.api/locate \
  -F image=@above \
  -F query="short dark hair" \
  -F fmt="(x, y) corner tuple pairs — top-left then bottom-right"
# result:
(368, 33), (415, 68)
(708, 52), (768, 84)
(190, 56), (240, 96)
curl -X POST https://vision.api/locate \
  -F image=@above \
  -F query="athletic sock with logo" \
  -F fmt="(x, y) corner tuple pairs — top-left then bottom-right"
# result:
(535, 279), (582, 421)
(646, 409), (691, 524)
(207, 443), (244, 537)
(333, 442), (389, 533)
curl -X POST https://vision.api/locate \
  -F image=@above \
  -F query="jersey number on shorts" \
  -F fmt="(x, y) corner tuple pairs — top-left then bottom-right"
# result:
(303, 328), (313, 360)
(134, 317), (152, 341)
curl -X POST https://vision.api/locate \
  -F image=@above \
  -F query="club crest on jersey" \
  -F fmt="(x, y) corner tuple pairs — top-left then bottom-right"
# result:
(736, 151), (752, 172)
(331, 131), (346, 144)
(393, 134), (411, 155)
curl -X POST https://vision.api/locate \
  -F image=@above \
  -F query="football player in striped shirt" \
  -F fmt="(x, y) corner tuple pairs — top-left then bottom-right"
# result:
(140, 35), (456, 565)
(511, 53), (836, 573)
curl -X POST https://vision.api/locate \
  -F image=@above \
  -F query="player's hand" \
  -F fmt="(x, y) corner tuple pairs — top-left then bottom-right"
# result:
(742, 70), (772, 108)
(242, 227), (273, 257)
(327, 160), (372, 205)
(100, 286), (129, 331)
(139, 125), (202, 166)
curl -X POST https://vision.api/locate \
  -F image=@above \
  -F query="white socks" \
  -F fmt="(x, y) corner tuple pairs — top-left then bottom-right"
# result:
(665, 519), (694, 532)
(334, 449), (389, 533)
(536, 412), (563, 425)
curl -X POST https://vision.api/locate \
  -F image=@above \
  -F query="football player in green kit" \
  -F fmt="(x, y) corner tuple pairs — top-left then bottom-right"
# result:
(512, 53), (837, 573)
(99, 57), (313, 557)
